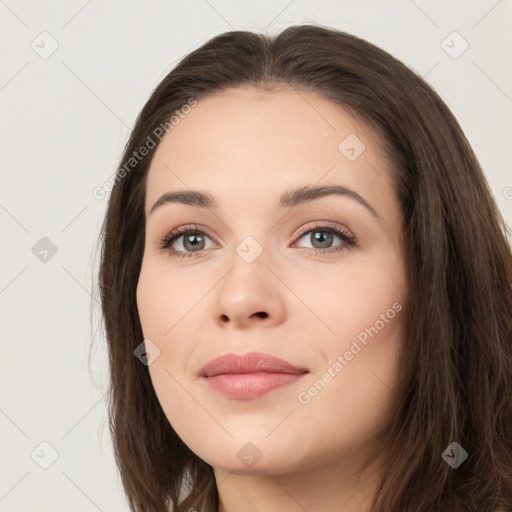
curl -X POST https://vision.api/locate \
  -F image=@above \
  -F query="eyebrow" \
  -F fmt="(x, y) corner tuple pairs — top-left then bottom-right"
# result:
(148, 184), (381, 220)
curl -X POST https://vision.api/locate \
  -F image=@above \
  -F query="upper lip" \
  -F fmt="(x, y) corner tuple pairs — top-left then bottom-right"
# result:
(200, 352), (309, 377)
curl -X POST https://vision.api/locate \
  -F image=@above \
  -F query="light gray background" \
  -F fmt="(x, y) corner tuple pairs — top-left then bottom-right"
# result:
(1, 0), (511, 510)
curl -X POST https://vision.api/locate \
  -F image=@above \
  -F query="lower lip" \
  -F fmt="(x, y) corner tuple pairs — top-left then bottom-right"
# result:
(204, 372), (307, 399)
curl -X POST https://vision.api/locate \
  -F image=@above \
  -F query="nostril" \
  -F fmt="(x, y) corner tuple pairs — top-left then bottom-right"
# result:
(219, 312), (268, 323)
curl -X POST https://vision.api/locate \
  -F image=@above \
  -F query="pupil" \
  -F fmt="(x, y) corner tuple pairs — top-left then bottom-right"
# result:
(185, 234), (203, 250)
(313, 231), (332, 248)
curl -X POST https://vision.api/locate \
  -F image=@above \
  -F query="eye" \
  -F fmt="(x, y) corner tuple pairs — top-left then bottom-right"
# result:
(158, 225), (217, 258)
(293, 222), (357, 254)
(158, 222), (357, 259)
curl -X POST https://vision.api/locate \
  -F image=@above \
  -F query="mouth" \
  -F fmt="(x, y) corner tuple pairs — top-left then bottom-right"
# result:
(200, 351), (309, 400)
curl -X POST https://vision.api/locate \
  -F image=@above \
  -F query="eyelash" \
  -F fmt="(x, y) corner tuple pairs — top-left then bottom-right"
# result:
(158, 222), (357, 259)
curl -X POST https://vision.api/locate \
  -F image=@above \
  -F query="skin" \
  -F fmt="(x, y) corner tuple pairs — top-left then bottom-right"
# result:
(136, 86), (407, 512)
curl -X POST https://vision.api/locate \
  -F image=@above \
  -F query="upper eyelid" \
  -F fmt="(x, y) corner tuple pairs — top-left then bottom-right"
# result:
(295, 221), (353, 236)
(168, 222), (346, 236)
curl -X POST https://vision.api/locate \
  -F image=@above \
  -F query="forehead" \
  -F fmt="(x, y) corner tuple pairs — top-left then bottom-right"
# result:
(144, 86), (393, 216)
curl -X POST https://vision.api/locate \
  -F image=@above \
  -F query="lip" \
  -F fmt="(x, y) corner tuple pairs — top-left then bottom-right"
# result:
(200, 351), (309, 399)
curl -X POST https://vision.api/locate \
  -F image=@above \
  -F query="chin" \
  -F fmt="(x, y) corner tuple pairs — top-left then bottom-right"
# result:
(183, 432), (310, 476)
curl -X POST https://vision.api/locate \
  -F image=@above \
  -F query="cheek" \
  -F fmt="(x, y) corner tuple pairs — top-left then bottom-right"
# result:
(291, 249), (405, 343)
(137, 268), (203, 442)
(136, 262), (157, 337)
(294, 248), (406, 412)
(136, 259), (194, 338)
(136, 260), (204, 403)
(136, 267), (192, 386)
(294, 304), (404, 458)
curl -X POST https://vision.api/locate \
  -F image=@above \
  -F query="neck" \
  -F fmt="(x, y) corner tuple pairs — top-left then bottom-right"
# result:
(214, 446), (384, 512)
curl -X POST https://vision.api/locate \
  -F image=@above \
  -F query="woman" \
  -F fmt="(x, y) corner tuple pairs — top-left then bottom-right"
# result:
(97, 24), (512, 511)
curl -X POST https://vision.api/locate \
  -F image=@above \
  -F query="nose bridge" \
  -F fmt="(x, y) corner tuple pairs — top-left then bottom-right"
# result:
(235, 233), (267, 266)
(212, 232), (285, 328)
(222, 233), (270, 297)
(218, 202), (274, 267)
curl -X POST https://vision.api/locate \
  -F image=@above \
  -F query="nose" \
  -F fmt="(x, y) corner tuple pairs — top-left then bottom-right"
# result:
(213, 249), (286, 330)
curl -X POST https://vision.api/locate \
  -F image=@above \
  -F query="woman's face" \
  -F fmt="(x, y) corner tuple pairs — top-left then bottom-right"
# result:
(136, 86), (407, 477)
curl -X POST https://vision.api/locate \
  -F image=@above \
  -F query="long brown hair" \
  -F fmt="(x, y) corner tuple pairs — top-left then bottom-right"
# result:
(96, 24), (512, 511)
